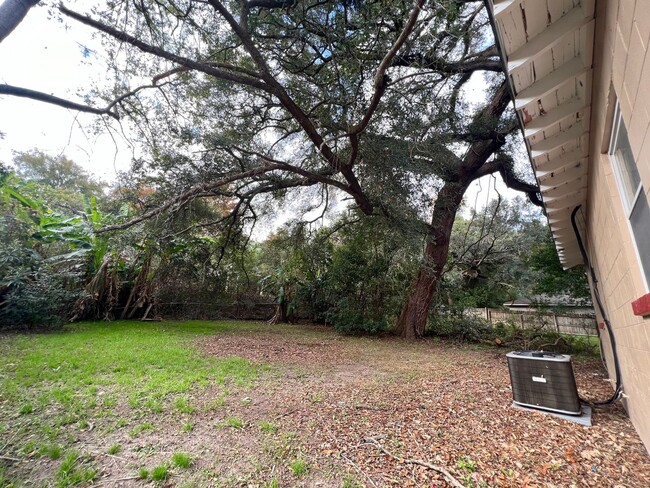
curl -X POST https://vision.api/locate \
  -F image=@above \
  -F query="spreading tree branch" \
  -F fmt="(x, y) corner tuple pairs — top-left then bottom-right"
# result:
(95, 164), (285, 234)
(393, 52), (502, 74)
(349, 0), (426, 136)
(247, 0), (294, 9)
(206, 0), (374, 214)
(0, 83), (120, 119)
(473, 159), (543, 207)
(59, 4), (271, 92)
(0, 0), (39, 43)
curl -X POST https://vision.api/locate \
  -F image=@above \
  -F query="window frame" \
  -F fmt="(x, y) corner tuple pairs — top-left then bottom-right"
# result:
(608, 100), (649, 292)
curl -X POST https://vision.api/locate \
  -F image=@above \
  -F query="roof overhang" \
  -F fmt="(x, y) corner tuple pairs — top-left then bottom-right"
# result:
(485, 0), (596, 268)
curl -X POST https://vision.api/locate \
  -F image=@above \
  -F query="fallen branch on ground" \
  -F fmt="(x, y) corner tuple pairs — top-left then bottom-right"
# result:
(340, 451), (379, 488)
(364, 436), (465, 488)
(0, 454), (20, 462)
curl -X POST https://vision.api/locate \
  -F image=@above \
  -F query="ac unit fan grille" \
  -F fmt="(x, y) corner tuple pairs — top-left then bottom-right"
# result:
(507, 351), (581, 415)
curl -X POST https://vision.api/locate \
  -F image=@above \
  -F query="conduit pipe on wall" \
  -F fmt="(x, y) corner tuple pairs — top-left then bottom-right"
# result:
(571, 205), (622, 406)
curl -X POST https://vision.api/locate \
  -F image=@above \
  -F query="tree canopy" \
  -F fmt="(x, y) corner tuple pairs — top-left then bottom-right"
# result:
(0, 0), (587, 337)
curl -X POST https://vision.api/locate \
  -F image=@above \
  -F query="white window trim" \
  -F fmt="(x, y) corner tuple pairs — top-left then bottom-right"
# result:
(608, 101), (649, 292)
(608, 102), (643, 217)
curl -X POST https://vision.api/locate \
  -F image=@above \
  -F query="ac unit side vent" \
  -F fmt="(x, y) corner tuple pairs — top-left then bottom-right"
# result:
(507, 351), (581, 415)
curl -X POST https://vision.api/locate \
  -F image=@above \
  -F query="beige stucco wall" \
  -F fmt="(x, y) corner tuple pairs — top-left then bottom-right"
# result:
(586, 0), (650, 450)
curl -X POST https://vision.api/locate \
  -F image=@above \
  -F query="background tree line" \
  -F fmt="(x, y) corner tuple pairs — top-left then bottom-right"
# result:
(0, 151), (589, 334)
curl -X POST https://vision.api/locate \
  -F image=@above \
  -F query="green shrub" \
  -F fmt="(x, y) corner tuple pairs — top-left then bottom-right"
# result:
(0, 246), (83, 330)
(490, 321), (599, 356)
(331, 308), (388, 335)
(428, 313), (491, 342)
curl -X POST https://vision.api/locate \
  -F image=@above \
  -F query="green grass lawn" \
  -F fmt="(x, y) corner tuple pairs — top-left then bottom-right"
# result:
(0, 321), (263, 486)
(0, 321), (621, 488)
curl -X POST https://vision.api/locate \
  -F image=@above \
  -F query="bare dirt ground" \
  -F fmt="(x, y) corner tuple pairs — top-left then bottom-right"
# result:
(193, 325), (650, 488)
(5, 323), (650, 487)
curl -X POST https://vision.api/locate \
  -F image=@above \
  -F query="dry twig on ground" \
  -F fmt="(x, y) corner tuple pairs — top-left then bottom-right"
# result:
(364, 436), (465, 488)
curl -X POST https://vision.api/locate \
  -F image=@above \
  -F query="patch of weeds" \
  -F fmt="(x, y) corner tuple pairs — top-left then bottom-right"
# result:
(55, 412), (79, 427)
(217, 417), (244, 429)
(289, 458), (308, 476)
(341, 474), (363, 488)
(55, 452), (98, 487)
(172, 452), (192, 469)
(265, 432), (299, 462)
(133, 444), (156, 456)
(144, 398), (163, 413)
(309, 392), (323, 404)
(258, 421), (278, 433)
(204, 395), (227, 412)
(19, 403), (33, 415)
(107, 444), (121, 455)
(0, 321), (261, 486)
(460, 474), (475, 488)
(0, 465), (17, 488)
(40, 444), (63, 459)
(263, 480), (279, 488)
(130, 421), (154, 437)
(102, 395), (116, 408)
(19, 440), (37, 456)
(174, 396), (195, 414)
(138, 467), (149, 480)
(457, 456), (476, 472)
(182, 422), (193, 433)
(151, 465), (169, 482)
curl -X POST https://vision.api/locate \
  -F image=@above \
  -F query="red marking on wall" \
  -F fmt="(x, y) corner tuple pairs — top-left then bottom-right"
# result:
(599, 322), (605, 330)
(631, 293), (650, 317)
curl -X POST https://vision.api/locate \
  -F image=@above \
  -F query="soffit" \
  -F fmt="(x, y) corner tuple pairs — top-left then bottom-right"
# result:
(487, 0), (596, 268)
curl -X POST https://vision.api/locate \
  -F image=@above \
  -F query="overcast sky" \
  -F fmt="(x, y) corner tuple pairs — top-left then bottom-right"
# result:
(0, 3), (522, 215)
(0, 3), (132, 181)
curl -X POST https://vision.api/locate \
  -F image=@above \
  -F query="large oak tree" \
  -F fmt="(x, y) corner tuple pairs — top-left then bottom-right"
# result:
(2, 0), (542, 338)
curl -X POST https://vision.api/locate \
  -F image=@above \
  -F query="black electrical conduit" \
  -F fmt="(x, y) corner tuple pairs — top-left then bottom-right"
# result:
(570, 205), (622, 406)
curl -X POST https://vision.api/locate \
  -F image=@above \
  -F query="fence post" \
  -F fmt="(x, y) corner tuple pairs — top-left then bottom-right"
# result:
(520, 313), (525, 328)
(554, 314), (560, 333)
(485, 307), (489, 321)
(488, 309), (492, 323)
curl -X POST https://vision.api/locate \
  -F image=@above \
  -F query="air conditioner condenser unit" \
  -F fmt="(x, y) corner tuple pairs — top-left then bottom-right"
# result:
(506, 351), (581, 415)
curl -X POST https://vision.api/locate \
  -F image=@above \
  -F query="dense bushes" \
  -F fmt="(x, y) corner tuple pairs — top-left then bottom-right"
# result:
(428, 313), (492, 342)
(1, 153), (591, 337)
(0, 264), (82, 329)
(427, 312), (599, 356)
(489, 321), (599, 356)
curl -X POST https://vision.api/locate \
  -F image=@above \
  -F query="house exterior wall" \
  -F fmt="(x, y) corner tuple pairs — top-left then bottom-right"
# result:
(587, 0), (650, 450)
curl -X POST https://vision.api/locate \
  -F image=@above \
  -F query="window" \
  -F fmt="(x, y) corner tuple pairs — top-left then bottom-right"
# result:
(609, 102), (650, 289)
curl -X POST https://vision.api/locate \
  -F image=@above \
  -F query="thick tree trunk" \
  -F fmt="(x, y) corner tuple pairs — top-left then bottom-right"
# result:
(0, 0), (39, 43)
(394, 84), (514, 339)
(395, 182), (468, 338)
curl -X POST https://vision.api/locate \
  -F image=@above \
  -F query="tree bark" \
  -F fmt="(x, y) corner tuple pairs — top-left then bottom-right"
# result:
(268, 300), (288, 325)
(395, 182), (468, 338)
(395, 82), (517, 339)
(0, 0), (39, 43)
